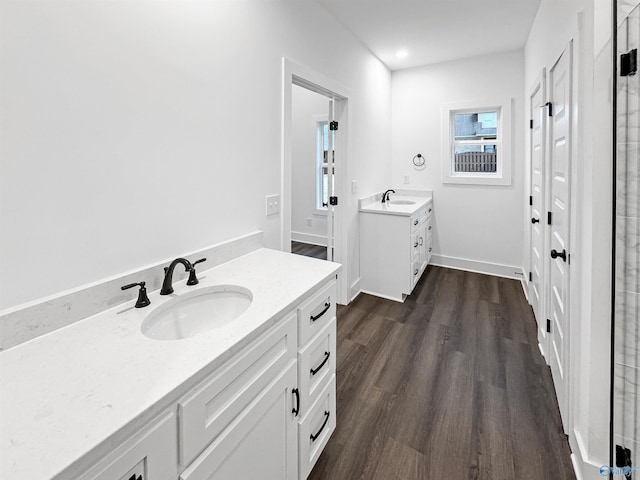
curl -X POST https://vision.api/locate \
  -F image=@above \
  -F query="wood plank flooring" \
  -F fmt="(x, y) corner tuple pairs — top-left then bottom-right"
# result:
(291, 241), (327, 260)
(309, 266), (575, 480)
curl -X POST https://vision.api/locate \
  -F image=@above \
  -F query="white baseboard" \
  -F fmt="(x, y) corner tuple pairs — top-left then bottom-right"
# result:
(360, 289), (404, 303)
(430, 254), (526, 281)
(349, 278), (361, 303)
(571, 429), (608, 480)
(521, 276), (530, 302)
(538, 342), (547, 361)
(291, 232), (327, 247)
(571, 454), (584, 480)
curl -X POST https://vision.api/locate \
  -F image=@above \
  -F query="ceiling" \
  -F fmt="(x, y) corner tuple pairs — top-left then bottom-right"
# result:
(315, 0), (541, 71)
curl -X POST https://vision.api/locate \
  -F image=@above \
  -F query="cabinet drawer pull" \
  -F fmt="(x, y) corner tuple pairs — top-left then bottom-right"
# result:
(429, 208), (432, 212)
(310, 352), (331, 376)
(429, 247), (432, 252)
(413, 219), (419, 226)
(414, 241), (418, 248)
(310, 411), (330, 442)
(292, 388), (300, 417)
(310, 301), (331, 322)
(428, 225), (432, 230)
(414, 268), (418, 276)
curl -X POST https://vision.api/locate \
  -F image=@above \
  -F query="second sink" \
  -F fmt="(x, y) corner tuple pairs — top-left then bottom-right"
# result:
(141, 285), (253, 341)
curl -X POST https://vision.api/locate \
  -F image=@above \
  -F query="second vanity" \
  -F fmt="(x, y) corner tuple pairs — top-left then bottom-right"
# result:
(0, 248), (341, 480)
(359, 189), (434, 302)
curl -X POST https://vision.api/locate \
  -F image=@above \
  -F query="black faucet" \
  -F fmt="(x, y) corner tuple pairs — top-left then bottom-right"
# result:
(160, 258), (192, 295)
(382, 189), (395, 203)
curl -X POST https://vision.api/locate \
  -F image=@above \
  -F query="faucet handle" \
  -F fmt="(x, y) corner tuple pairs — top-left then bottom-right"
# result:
(121, 281), (151, 308)
(187, 258), (207, 286)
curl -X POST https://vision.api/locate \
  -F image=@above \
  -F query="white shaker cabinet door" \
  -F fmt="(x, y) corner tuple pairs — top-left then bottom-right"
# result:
(180, 360), (299, 480)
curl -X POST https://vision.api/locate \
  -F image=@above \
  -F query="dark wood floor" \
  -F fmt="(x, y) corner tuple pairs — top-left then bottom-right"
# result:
(291, 241), (327, 260)
(309, 266), (575, 480)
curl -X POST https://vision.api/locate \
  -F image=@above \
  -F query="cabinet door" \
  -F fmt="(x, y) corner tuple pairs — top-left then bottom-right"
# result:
(179, 314), (297, 467)
(180, 361), (298, 480)
(80, 411), (177, 480)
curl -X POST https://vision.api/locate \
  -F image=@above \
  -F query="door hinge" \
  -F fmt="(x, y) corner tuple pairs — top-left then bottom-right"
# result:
(542, 102), (553, 117)
(621, 49), (638, 77)
(329, 196), (338, 206)
(547, 211), (552, 225)
(529, 272), (532, 282)
(616, 444), (632, 468)
(546, 319), (551, 333)
(329, 121), (339, 131)
(529, 195), (533, 206)
(530, 119), (534, 129)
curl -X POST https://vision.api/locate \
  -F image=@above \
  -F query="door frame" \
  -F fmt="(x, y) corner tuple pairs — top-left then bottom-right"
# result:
(528, 68), (549, 363)
(546, 41), (574, 433)
(282, 58), (350, 305)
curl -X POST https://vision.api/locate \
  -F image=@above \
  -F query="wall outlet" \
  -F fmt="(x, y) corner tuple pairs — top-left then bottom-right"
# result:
(265, 194), (280, 216)
(307, 217), (312, 226)
(403, 174), (410, 184)
(351, 180), (358, 194)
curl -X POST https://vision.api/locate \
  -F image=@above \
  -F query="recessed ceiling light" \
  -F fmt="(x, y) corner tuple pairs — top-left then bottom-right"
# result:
(396, 49), (409, 58)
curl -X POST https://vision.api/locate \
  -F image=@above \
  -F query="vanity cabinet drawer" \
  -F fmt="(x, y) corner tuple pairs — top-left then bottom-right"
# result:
(298, 376), (336, 480)
(410, 212), (421, 233)
(298, 318), (336, 415)
(410, 206), (428, 233)
(298, 280), (337, 346)
(411, 259), (421, 288)
(411, 231), (420, 260)
(178, 313), (297, 468)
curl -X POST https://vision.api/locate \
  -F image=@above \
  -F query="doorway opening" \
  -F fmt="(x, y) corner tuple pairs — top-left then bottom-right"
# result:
(290, 85), (332, 261)
(282, 58), (350, 304)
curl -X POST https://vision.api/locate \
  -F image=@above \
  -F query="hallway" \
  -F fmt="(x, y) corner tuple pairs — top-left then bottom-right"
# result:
(309, 266), (575, 479)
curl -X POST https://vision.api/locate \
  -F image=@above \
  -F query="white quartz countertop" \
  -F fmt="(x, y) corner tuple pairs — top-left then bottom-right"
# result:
(359, 193), (433, 216)
(0, 248), (341, 480)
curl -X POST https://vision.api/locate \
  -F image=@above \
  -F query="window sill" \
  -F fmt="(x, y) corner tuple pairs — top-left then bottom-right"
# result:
(442, 174), (512, 186)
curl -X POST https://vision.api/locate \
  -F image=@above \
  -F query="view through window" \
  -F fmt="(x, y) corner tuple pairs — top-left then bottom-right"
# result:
(452, 111), (499, 173)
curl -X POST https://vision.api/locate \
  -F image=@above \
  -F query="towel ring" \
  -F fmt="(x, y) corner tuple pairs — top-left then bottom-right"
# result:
(413, 153), (425, 167)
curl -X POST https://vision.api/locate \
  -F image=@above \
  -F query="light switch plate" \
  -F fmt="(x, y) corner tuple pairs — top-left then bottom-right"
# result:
(266, 194), (280, 216)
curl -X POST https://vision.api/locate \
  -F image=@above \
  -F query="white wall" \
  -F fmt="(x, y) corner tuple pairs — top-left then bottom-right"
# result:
(524, 1), (612, 478)
(291, 85), (328, 245)
(0, 1), (391, 309)
(391, 50), (525, 275)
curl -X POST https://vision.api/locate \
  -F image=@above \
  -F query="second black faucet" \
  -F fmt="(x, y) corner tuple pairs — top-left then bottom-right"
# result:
(382, 189), (395, 203)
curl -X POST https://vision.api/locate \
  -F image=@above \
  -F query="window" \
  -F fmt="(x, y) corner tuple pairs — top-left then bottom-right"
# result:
(441, 98), (512, 185)
(316, 121), (334, 211)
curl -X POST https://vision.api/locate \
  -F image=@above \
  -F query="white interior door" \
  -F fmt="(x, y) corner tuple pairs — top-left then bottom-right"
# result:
(529, 71), (548, 361)
(547, 43), (572, 432)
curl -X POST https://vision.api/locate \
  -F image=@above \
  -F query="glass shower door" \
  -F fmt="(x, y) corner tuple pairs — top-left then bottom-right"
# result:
(613, 1), (640, 476)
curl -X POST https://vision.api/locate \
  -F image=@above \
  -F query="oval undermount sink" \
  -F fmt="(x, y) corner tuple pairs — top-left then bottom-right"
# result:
(141, 285), (253, 341)
(388, 199), (416, 205)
